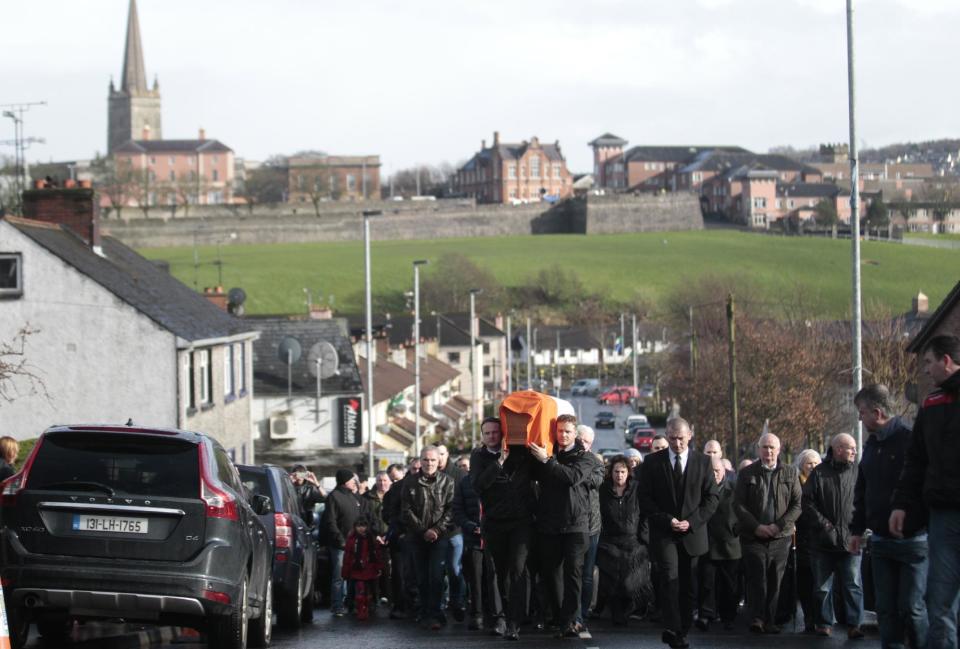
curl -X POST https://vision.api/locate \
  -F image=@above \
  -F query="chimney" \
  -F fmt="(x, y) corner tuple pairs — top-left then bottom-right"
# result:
(22, 185), (102, 251)
(203, 286), (228, 311)
(198, 127), (206, 141)
(142, 124), (151, 141)
(481, 139), (486, 150)
(308, 304), (333, 320)
(531, 136), (539, 147)
(913, 291), (929, 316)
(493, 131), (500, 146)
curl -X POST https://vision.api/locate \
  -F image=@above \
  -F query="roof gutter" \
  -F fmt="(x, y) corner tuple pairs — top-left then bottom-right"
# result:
(177, 330), (260, 350)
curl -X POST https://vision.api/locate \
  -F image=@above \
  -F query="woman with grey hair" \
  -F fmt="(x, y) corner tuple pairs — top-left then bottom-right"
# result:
(786, 448), (823, 631)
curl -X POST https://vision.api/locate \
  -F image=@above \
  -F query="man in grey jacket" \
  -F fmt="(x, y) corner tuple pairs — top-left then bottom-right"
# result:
(734, 433), (802, 634)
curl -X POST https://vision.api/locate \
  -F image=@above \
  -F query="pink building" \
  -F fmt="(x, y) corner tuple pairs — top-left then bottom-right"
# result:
(112, 128), (235, 207)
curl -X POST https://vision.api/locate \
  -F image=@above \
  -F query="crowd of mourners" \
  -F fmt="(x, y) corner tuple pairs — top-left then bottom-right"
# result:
(302, 333), (960, 649)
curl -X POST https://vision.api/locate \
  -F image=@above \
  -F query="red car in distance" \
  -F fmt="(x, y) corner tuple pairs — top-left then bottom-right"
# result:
(632, 427), (657, 452)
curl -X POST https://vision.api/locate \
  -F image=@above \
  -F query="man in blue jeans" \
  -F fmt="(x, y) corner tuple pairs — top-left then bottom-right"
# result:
(892, 334), (960, 649)
(802, 433), (863, 639)
(851, 384), (928, 649)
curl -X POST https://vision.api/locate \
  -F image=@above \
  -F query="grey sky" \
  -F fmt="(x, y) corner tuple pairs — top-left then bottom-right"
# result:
(3, 0), (957, 175)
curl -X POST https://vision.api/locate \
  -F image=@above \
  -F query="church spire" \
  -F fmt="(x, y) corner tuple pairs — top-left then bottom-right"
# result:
(121, 0), (148, 94)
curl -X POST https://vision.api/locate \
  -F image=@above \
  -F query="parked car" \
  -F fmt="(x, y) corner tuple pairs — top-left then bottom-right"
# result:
(570, 378), (601, 396)
(624, 414), (650, 429)
(595, 410), (617, 429)
(239, 464), (317, 629)
(597, 385), (638, 405)
(632, 427), (657, 452)
(0, 424), (274, 649)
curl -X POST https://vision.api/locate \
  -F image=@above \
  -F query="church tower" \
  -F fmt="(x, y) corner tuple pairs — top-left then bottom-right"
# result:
(107, 0), (162, 154)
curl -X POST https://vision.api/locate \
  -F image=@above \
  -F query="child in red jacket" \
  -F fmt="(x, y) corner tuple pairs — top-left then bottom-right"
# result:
(341, 517), (383, 620)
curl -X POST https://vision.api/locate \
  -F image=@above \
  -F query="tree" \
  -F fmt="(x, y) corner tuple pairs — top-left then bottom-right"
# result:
(386, 162), (458, 198)
(866, 199), (889, 228)
(0, 325), (46, 404)
(421, 253), (504, 313)
(92, 157), (136, 219)
(236, 159), (287, 211)
(814, 199), (839, 227)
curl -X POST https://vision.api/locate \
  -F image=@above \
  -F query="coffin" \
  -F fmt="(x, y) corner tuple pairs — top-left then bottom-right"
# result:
(498, 390), (575, 457)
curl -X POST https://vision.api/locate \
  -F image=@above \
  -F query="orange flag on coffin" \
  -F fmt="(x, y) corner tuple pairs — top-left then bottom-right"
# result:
(0, 583), (11, 649)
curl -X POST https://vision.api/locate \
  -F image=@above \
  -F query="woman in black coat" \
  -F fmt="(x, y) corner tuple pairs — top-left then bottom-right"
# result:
(596, 455), (653, 624)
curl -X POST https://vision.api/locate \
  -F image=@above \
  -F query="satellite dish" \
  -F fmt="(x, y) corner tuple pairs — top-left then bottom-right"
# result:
(278, 337), (302, 364)
(307, 341), (340, 379)
(228, 287), (246, 307)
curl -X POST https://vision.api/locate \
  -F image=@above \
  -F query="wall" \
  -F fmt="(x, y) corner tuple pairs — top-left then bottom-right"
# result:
(102, 193), (703, 248)
(0, 222), (177, 439)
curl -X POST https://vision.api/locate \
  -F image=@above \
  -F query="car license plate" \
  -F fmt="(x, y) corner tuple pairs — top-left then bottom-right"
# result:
(72, 514), (149, 534)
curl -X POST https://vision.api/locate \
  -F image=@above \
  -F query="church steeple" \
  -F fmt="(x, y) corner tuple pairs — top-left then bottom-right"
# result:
(121, 0), (148, 94)
(108, 0), (162, 154)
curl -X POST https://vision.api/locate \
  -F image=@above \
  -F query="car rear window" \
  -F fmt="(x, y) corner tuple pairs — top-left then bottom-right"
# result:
(238, 467), (270, 499)
(27, 432), (199, 499)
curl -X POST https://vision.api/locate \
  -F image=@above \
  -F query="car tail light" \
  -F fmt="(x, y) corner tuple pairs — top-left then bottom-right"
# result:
(202, 589), (231, 605)
(275, 512), (292, 549)
(1, 438), (43, 507)
(198, 445), (238, 521)
(0, 577), (11, 587)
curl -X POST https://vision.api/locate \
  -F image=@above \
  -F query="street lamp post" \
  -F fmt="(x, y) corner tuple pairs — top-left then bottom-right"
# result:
(506, 314), (513, 394)
(469, 288), (483, 448)
(846, 0), (864, 456)
(413, 260), (428, 456)
(363, 210), (382, 477)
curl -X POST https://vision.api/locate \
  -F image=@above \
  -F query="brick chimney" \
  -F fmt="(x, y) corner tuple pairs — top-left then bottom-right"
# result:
(493, 131), (500, 146)
(142, 124), (151, 141)
(481, 139), (486, 150)
(913, 291), (929, 316)
(22, 184), (102, 250)
(203, 285), (228, 311)
(198, 127), (206, 141)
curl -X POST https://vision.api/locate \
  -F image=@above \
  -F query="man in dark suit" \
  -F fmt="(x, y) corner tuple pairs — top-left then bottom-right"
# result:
(639, 417), (720, 649)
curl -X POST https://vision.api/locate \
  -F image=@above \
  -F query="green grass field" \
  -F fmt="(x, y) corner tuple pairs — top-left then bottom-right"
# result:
(904, 232), (960, 241)
(140, 231), (958, 318)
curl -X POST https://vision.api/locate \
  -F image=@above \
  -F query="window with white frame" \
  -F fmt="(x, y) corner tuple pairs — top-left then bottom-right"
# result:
(236, 343), (246, 393)
(553, 163), (561, 179)
(186, 352), (196, 412)
(530, 157), (540, 179)
(508, 163), (516, 179)
(224, 344), (235, 398)
(199, 349), (212, 405)
(753, 197), (767, 208)
(0, 253), (23, 298)
(519, 165), (526, 179)
(347, 174), (356, 191)
(212, 169), (219, 182)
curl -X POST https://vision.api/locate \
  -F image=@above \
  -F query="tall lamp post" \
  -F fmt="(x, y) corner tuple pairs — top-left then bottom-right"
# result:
(363, 210), (381, 477)
(846, 0), (863, 455)
(413, 259), (428, 456)
(469, 288), (483, 448)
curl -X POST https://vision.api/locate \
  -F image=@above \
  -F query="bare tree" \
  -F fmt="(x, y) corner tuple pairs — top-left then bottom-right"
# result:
(0, 325), (47, 404)
(93, 157), (136, 219)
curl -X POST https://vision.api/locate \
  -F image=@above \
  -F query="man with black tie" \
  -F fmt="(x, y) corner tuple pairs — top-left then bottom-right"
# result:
(639, 417), (720, 649)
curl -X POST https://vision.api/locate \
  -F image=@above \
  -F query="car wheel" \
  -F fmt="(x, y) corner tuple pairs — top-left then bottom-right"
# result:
(277, 572), (303, 629)
(208, 575), (249, 649)
(7, 606), (30, 649)
(249, 577), (273, 648)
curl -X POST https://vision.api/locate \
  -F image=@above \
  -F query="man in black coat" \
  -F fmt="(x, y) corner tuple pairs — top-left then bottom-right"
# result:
(530, 413), (595, 638)
(471, 416), (538, 640)
(638, 417), (720, 649)
(697, 456), (741, 631)
(453, 470), (504, 633)
(322, 469), (368, 616)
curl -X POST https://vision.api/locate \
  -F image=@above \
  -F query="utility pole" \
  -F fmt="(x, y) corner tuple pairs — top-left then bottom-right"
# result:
(363, 210), (381, 477)
(846, 0), (864, 455)
(688, 305), (697, 377)
(526, 317), (532, 389)
(631, 314), (639, 396)
(555, 330), (561, 397)
(620, 313), (625, 357)
(413, 259), (428, 457)
(469, 288), (483, 448)
(506, 314), (513, 394)
(726, 294), (739, 460)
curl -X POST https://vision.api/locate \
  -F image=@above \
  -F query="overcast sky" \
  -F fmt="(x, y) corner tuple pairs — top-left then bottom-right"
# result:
(3, 0), (957, 175)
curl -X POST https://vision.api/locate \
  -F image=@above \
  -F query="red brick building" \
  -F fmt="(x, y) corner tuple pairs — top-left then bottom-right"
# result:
(452, 132), (574, 204)
(287, 154), (381, 203)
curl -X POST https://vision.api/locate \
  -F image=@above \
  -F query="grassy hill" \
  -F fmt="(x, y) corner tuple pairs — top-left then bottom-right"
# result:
(139, 230), (957, 318)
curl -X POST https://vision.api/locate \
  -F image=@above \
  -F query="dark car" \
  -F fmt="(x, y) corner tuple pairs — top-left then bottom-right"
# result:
(595, 410), (617, 429)
(632, 427), (657, 453)
(238, 464), (317, 629)
(0, 424), (274, 649)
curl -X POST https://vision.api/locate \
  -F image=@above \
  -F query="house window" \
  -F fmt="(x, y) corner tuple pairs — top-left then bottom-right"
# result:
(508, 163), (516, 179)
(753, 197), (767, 208)
(788, 199), (795, 208)
(297, 175), (304, 190)
(330, 175), (337, 193)
(0, 253), (23, 298)
(224, 344), (235, 398)
(483, 342), (490, 354)
(692, 172), (702, 183)
(553, 163), (561, 179)
(519, 165), (526, 179)
(169, 170), (175, 181)
(347, 174), (356, 191)
(199, 349), (212, 405)
(186, 353), (196, 412)
(776, 199), (782, 208)
(212, 169), (219, 182)
(530, 157), (540, 179)
(236, 343), (246, 393)
(447, 352), (461, 364)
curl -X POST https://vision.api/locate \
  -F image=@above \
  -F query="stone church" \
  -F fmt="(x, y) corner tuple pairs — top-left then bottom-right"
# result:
(107, 0), (162, 154)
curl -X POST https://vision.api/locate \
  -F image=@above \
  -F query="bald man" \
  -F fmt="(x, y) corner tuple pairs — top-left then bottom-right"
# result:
(733, 433), (801, 633)
(801, 433), (863, 639)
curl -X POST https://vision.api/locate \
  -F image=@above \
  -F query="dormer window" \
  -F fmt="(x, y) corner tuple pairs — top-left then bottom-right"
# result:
(0, 253), (22, 298)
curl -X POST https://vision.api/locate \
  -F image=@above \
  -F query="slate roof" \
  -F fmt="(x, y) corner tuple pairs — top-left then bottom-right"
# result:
(358, 357), (415, 405)
(6, 216), (257, 343)
(416, 354), (461, 395)
(113, 139), (233, 154)
(777, 182), (845, 199)
(346, 314), (473, 348)
(624, 145), (750, 164)
(459, 139), (566, 173)
(588, 133), (629, 147)
(443, 313), (506, 338)
(249, 317), (363, 397)
(681, 151), (819, 175)
(907, 281), (960, 353)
